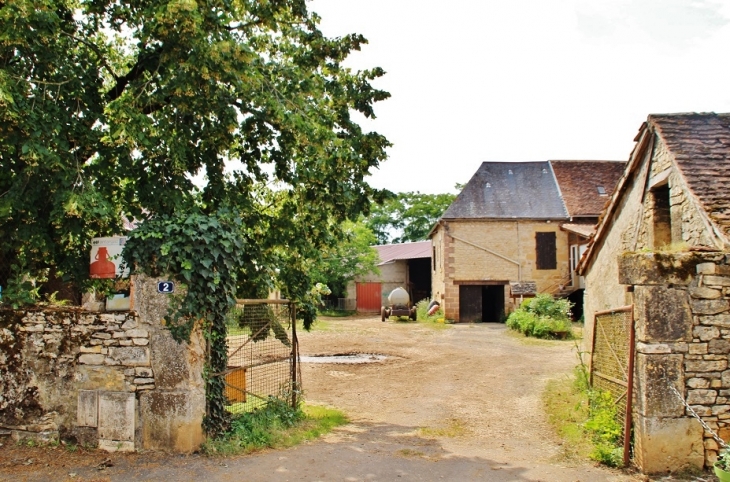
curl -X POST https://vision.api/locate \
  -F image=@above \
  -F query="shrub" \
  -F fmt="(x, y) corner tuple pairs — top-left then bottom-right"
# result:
(415, 298), (444, 322)
(506, 294), (574, 339)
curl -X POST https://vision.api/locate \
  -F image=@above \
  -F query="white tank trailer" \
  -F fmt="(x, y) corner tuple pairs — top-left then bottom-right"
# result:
(381, 287), (417, 322)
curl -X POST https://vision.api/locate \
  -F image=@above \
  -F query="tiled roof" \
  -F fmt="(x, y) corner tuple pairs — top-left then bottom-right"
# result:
(374, 241), (431, 265)
(550, 160), (625, 217)
(650, 113), (730, 240)
(441, 162), (568, 219)
(560, 223), (595, 238)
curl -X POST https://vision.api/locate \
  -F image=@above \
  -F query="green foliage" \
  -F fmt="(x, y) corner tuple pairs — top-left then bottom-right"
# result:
(310, 220), (379, 298)
(506, 294), (573, 339)
(365, 190), (457, 244)
(123, 208), (253, 435)
(202, 400), (347, 456)
(573, 362), (624, 467)
(1, 0), (390, 305)
(0, 262), (45, 308)
(415, 298), (444, 322)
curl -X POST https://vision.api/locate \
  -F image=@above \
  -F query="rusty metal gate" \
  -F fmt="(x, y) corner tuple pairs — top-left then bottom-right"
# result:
(223, 299), (300, 414)
(590, 305), (635, 467)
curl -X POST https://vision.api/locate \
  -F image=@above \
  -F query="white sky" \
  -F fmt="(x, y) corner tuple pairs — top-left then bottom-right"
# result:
(308, 0), (730, 195)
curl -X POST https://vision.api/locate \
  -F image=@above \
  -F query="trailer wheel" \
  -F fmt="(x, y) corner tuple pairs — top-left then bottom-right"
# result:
(381, 306), (387, 322)
(409, 307), (417, 321)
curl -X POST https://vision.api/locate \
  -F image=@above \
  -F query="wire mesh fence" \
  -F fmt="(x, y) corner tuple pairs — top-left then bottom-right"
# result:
(223, 299), (299, 414)
(590, 305), (635, 466)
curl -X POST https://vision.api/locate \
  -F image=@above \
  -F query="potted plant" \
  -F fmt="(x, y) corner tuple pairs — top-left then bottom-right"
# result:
(715, 447), (730, 482)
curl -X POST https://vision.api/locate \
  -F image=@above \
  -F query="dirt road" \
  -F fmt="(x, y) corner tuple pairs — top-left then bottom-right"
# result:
(0, 315), (638, 481)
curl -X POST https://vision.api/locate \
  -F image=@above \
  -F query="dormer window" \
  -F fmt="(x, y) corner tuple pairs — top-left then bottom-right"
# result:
(486, 183), (491, 188)
(542, 168), (548, 174)
(597, 186), (606, 196)
(508, 170), (513, 175)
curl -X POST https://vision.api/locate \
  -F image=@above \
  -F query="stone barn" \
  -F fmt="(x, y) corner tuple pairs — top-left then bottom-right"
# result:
(579, 112), (730, 473)
(430, 160), (623, 322)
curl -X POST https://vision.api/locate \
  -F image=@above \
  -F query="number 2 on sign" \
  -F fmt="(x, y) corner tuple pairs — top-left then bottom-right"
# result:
(157, 281), (175, 293)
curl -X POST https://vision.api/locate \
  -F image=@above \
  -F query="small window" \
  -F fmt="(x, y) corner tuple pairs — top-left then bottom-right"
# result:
(432, 246), (437, 272)
(536, 232), (557, 270)
(652, 184), (671, 249)
(597, 186), (606, 195)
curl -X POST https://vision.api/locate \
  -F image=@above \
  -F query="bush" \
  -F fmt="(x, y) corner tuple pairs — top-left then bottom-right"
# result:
(506, 294), (573, 339)
(415, 298), (444, 322)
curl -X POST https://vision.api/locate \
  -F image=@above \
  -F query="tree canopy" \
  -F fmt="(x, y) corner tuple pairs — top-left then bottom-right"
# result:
(365, 190), (457, 245)
(0, 0), (390, 298)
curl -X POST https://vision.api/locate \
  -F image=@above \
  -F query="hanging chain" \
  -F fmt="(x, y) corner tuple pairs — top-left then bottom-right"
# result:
(670, 385), (728, 449)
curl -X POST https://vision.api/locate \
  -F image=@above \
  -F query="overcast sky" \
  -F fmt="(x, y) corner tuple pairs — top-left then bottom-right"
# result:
(308, 0), (730, 195)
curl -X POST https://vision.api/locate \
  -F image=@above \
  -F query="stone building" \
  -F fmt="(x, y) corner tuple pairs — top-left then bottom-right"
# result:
(430, 160), (623, 322)
(578, 112), (730, 472)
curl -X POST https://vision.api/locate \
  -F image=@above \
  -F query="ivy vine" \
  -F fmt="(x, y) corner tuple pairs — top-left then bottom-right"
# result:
(123, 208), (258, 436)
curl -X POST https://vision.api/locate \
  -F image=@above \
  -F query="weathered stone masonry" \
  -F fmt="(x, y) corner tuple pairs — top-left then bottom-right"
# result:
(0, 275), (205, 453)
(619, 252), (730, 472)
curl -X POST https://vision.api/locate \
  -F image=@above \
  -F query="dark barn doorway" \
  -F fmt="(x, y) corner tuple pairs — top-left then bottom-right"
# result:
(482, 285), (505, 322)
(408, 258), (431, 305)
(459, 283), (506, 323)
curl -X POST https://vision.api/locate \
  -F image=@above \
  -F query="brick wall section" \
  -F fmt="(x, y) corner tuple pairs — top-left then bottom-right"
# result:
(620, 252), (730, 473)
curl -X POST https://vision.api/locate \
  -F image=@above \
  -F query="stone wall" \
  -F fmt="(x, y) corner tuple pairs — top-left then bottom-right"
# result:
(432, 219), (570, 321)
(620, 252), (730, 473)
(0, 275), (205, 452)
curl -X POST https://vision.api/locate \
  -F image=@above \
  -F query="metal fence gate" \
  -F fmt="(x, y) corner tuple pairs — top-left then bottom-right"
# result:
(590, 305), (635, 467)
(223, 299), (300, 414)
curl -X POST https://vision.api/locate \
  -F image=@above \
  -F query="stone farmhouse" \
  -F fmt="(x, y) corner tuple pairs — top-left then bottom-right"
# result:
(577, 112), (730, 473)
(430, 160), (624, 322)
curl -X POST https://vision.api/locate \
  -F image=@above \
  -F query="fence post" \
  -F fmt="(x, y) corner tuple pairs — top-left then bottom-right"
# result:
(290, 302), (298, 409)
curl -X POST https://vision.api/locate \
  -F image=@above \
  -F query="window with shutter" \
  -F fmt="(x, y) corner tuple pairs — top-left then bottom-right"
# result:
(536, 232), (557, 270)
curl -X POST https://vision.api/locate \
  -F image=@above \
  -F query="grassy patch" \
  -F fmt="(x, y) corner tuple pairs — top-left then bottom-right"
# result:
(543, 365), (624, 467)
(419, 418), (467, 438)
(397, 448), (426, 458)
(317, 309), (356, 317)
(542, 372), (592, 462)
(202, 401), (347, 456)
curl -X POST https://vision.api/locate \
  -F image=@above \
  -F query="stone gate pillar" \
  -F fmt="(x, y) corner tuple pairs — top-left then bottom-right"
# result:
(619, 252), (730, 473)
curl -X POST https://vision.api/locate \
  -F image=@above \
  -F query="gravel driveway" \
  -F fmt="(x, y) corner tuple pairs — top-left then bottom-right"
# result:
(0, 315), (639, 481)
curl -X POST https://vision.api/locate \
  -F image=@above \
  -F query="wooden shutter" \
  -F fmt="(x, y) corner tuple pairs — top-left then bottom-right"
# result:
(536, 232), (557, 270)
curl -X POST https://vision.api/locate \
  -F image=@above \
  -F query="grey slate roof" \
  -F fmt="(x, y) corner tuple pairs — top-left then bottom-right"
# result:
(441, 162), (568, 219)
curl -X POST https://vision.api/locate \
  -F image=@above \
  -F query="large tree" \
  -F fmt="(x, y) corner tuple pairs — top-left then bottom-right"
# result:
(365, 190), (457, 244)
(0, 0), (390, 292)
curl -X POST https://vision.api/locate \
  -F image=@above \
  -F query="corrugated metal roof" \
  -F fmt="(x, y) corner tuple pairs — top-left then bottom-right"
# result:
(441, 162), (568, 219)
(374, 241), (432, 265)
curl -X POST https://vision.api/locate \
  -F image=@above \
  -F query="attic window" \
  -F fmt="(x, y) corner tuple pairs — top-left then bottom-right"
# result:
(597, 186), (606, 196)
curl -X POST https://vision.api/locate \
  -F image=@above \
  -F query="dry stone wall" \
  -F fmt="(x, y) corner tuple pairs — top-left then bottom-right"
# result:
(0, 275), (205, 453)
(619, 252), (730, 473)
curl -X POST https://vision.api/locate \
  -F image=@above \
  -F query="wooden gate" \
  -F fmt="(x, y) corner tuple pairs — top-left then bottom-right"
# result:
(590, 305), (635, 467)
(356, 282), (382, 312)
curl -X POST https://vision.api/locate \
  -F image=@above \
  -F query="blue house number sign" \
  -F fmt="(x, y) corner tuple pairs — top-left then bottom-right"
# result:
(157, 281), (175, 294)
